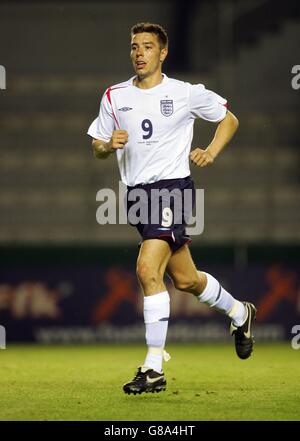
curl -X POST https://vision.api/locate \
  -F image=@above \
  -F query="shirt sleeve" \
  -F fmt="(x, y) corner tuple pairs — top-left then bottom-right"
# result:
(188, 83), (228, 123)
(87, 91), (115, 141)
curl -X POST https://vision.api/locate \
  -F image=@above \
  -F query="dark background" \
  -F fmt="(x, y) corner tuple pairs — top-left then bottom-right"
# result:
(0, 0), (299, 343)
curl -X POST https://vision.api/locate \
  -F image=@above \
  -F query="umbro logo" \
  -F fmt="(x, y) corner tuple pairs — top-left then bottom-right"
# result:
(118, 107), (133, 111)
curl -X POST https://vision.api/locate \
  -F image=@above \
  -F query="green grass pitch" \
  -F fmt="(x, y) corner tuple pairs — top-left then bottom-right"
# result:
(0, 343), (299, 421)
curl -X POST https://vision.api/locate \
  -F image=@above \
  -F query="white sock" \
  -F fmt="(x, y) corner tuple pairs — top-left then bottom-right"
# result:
(143, 291), (170, 373)
(198, 272), (247, 326)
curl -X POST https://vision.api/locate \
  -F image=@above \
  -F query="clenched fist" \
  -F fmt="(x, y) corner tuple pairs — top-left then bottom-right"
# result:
(108, 130), (129, 151)
(190, 148), (215, 167)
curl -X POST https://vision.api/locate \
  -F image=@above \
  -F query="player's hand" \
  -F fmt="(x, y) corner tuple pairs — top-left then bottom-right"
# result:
(190, 148), (215, 167)
(107, 130), (128, 151)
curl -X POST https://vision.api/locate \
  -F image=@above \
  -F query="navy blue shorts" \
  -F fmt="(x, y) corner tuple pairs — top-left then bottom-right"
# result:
(126, 176), (195, 252)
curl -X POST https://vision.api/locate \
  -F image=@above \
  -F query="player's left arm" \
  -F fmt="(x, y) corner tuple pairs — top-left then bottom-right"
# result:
(190, 111), (239, 167)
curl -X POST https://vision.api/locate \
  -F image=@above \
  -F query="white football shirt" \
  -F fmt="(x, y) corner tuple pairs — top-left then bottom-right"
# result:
(87, 74), (227, 186)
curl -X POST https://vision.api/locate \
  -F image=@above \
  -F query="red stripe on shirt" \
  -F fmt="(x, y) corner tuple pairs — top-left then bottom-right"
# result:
(105, 85), (129, 130)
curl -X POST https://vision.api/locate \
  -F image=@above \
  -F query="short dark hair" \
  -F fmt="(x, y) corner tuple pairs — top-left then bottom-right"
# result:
(131, 22), (168, 49)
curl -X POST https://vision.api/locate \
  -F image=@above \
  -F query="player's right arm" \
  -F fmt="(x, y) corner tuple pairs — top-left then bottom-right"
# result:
(88, 87), (128, 159)
(92, 130), (128, 159)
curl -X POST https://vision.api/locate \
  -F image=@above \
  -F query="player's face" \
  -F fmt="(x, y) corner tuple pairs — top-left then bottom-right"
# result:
(130, 32), (167, 79)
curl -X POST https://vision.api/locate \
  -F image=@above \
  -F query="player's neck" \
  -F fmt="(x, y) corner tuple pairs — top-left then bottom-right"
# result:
(134, 72), (164, 89)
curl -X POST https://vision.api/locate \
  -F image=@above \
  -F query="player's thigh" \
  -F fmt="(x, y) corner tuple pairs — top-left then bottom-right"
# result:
(137, 239), (172, 279)
(166, 244), (200, 290)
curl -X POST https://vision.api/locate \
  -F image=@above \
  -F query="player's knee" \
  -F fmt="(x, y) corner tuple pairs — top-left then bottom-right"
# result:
(136, 260), (148, 281)
(136, 261), (162, 287)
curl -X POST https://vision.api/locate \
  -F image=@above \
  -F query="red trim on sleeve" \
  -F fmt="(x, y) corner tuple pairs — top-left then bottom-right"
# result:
(105, 87), (112, 105)
(104, 85), (129, 130)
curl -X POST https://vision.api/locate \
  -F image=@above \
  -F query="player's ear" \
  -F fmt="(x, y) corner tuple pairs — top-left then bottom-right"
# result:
(160, 47), (168, 63)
